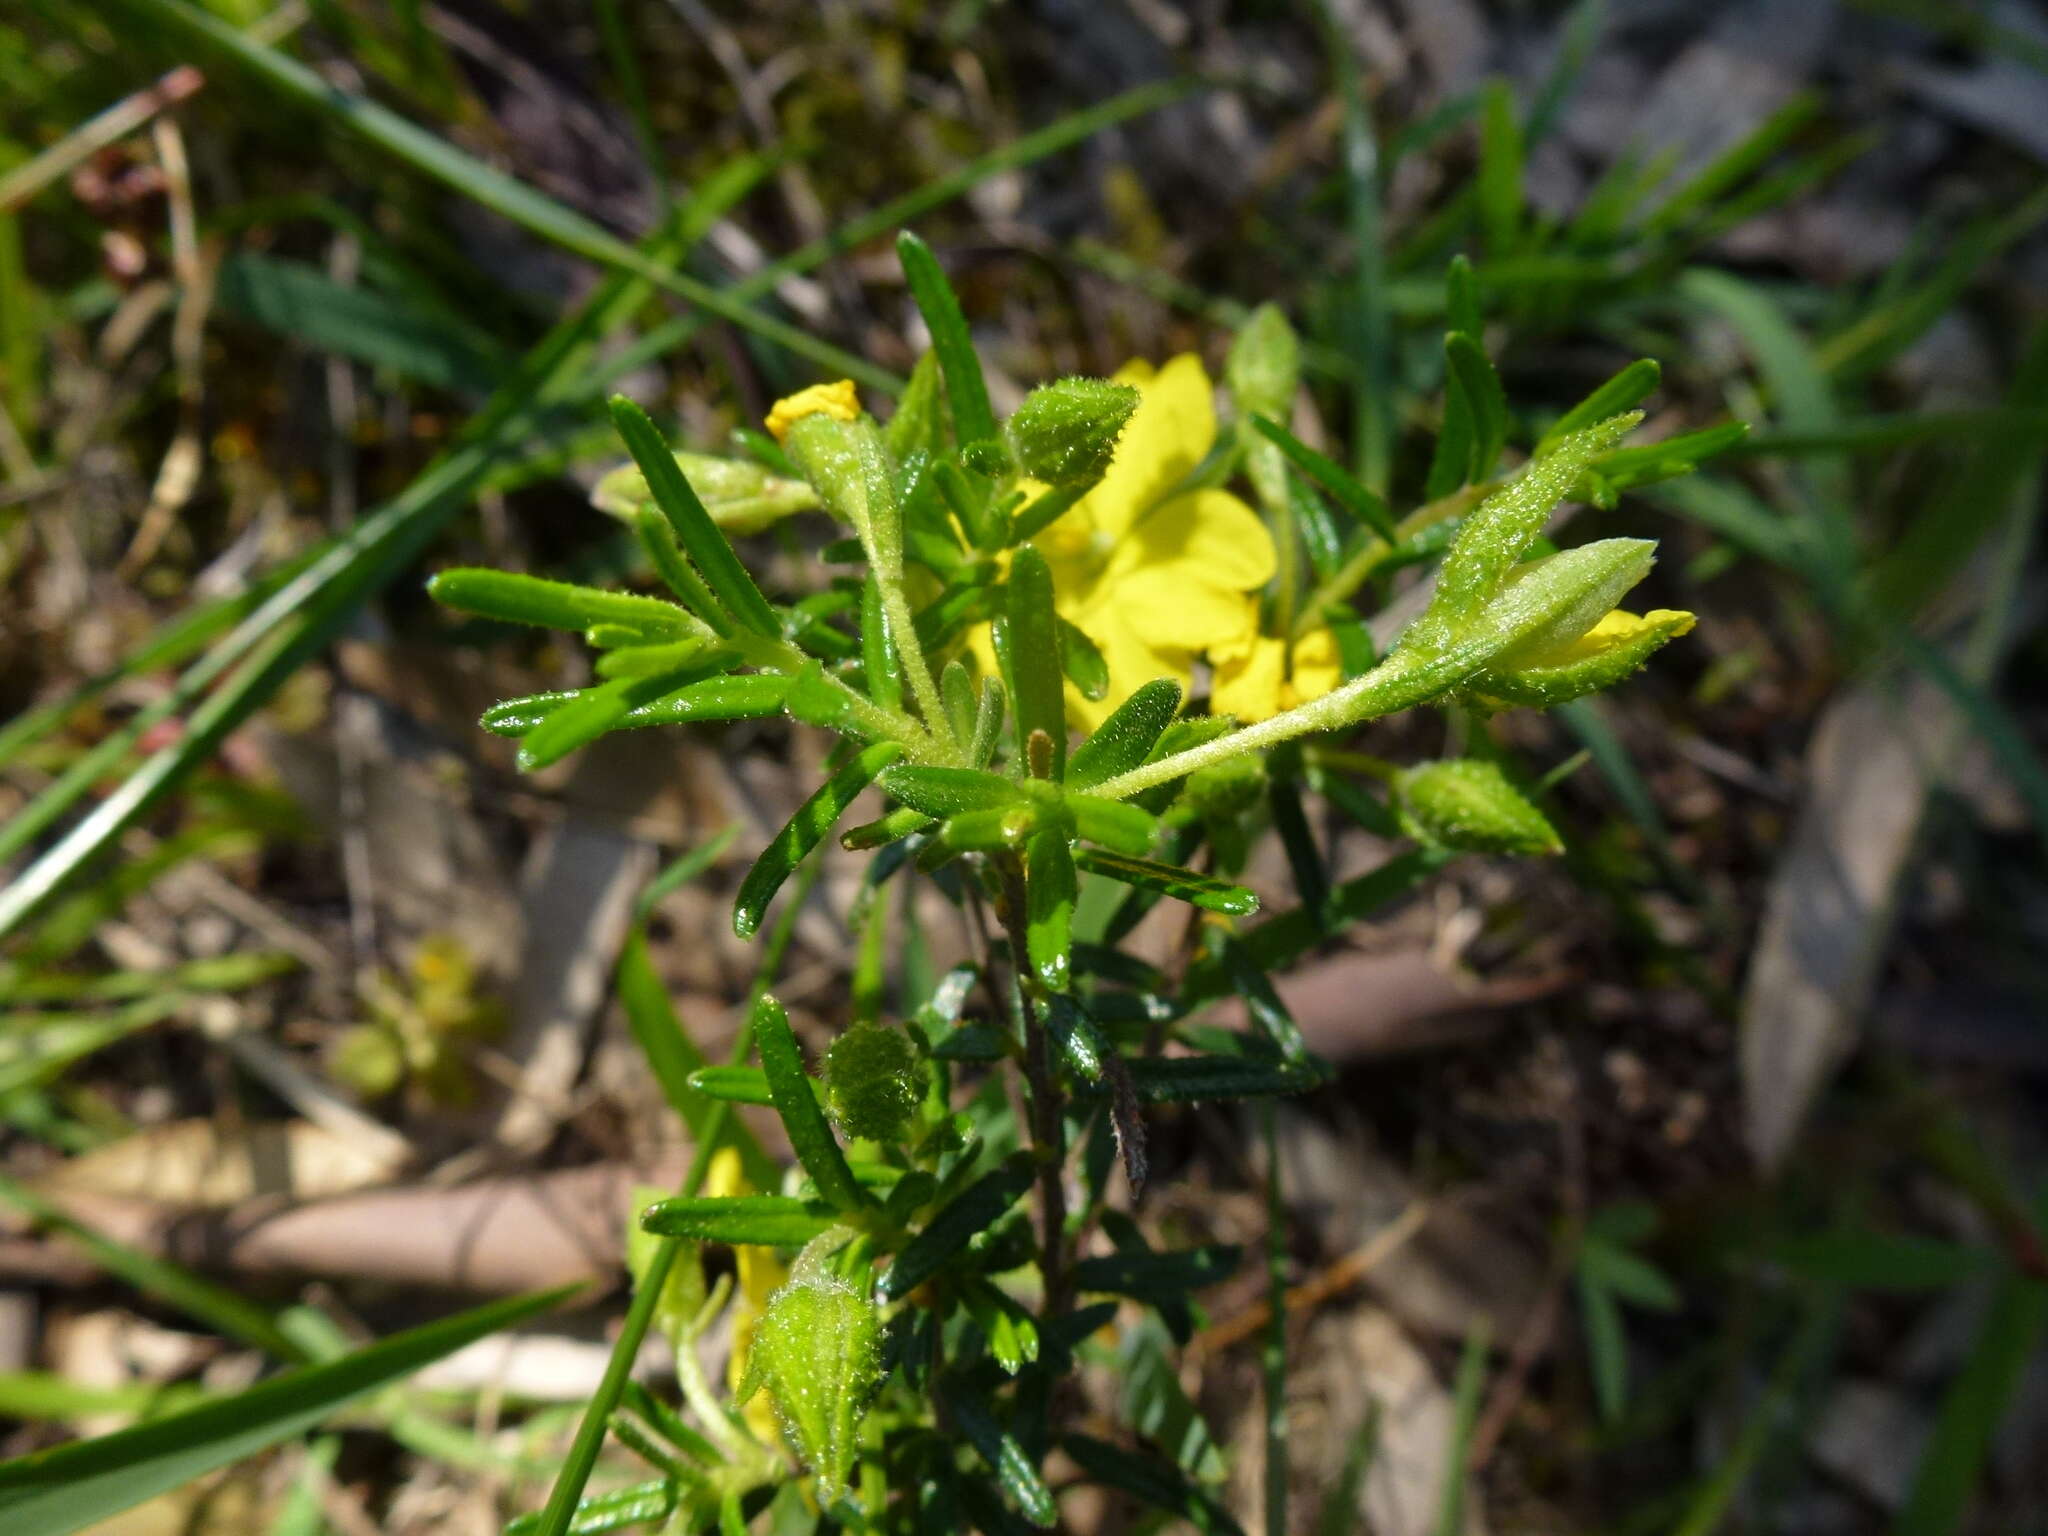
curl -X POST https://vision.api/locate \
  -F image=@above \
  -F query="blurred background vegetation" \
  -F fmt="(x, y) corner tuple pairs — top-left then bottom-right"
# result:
(2, 0), (2047, 1532)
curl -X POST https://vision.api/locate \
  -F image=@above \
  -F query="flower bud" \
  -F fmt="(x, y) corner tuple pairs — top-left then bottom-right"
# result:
(1226, 303), (1300, 425)
(591, 452), (818, 534)
(1396, 758), (1561, 856)
(742, 1262), (882, 1502)
(764, 379), (860, 443)
(1471, 607), (1696, 709)
(1006, 377), (1139, 486)
(1186, 752), (1267, 818)
(823, 1023), (923, 1144)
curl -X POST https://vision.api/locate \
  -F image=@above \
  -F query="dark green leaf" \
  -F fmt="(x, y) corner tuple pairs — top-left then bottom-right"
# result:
(751, 993), (870, 1212)
(0, 1288), (572, 1536)
(518, 666), (721, 772)
(1117, 1054), (1326, 1105)
(880, 1156), (1035, 1300)
(897, 232), (997, 450)
(1066, 795), (1158, 856)
(1068, 680), (1181, 792)
(1025, 829), (1077, 994)
(503, 1479), (678, 1536)
(1769, 1232), (1999, 1292)
(945, 1384), (1057, 1528)
(1072, 849), (1257, 915)
(734, 742), (903, 938)
(1217, 938), (1309, 1063)
(1062, 1434), (1246, 1536)
(637, 1194), (838, 1246)
(1445, 254), (1482, 339)
(609, 398), (780, 637)
(881, 766), (1024, 818)
(1003, 547), (1067, 780)
(1073, 1244), (1240, 1298)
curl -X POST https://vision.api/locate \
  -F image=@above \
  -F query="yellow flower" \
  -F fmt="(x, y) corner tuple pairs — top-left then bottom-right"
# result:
(764, 379), (860, 443)
(1210, 625), (1344, 722)
(1502, 606), (1696, 669)
(702, 1146), (787, 1438)
(972, 355), (1275, 729)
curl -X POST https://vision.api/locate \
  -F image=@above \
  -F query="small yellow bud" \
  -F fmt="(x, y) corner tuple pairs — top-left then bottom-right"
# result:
(765, 379), (860, 443)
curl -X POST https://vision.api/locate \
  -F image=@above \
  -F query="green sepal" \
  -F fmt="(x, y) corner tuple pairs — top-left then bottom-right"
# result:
(745, 1257), (884, 1504)
(1395, 758), (1562, 856)
(593, 450), (819, 534)
(884, 350), (945, 462)
(1470, 608), (1697, 708)
(823, 1023), (923, 1144)
(734, 742), (904, 939)
(1006, 377), (1138, 485)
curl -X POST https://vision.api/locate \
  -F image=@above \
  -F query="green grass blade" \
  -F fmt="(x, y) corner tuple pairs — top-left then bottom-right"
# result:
(0, 1176), (304, 1362)
(1431, 1319), (1491, 1536)
(0, 1287), (573, 1536)
(1477, 80), (1523, 256)
(114, 0), (898, 390)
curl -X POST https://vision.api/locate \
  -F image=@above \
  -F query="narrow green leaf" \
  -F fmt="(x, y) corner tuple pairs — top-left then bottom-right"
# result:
(1431, 1319), (1491, 1536)
(1218, 939), (1309, 1063)
(752, 993), (870, 1212)
(1025, 829), (1077, 994)
(486, 675), (788, 740)
(1248, 417), (1399, 544)
(1445, 332), (1509, 480)
(897, 231), (997, 450)
(1268, 772), (1330, 926)
(1073, 1244), (1240, 1298)
(518, 666), (721, 772)
(1540, 359), (1660, 453)
(881, 766), (1024, 818)
(970, 676), (1007, 769)
(610, 398), (781, 637)
(0, 1288), (572, 1536)
(1057, 617), (1110, 702)
(860, 572), (903, 713)
(734, 742), (903, 939)
(1004, 547), (1067, 779)
(1116, 1054), (1326, 1104)
(1425, 355), (1478, 502)
(637, 1194), (838, 1246)
(635, 507), (732, 635)
(1445, 254), (1482, 339)
(1062, 1434), (1246, 1536)
(1069, 679), (1181, 791)
(941, 659), (978, 745)
(1768, 1232), (2000, 1292)
(684, 1065), (776, 1106)
(841, 806), (935, 850)
(880, 1156), (1035, 1300)
(1066, 795), (1158, 856)
(1477, 79), (1523, 256)
(946, 1385), (1057, 1528)
(428, 568), (693, 638)
(1072, 848), (1257, 915)
(1578, 1271), (1628, 1424)
(503, 1480), (678, 1536)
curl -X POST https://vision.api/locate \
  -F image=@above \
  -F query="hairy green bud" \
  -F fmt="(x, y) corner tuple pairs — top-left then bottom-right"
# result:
(1007, 377), (1139, 485)
(1186, 752), (1267, 818)
(1227, 303), (1300, 425)
(1395, 759), (1561, 856)
(823, 1023), (923, 1144)
(591, 452), (818, 534)
(741, 1258), (882, 1502)
(1471, 607), (1697, 709)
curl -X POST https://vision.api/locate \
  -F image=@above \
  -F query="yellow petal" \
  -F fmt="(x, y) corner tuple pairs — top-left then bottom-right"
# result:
(1110, 569), (1261, 653)
(1065, 608), (1193, 731)
(764, 379), (860, 443)
(1113, 488), (1276, 591)
(1209, 633), (1287, 722)
(1280, 626), (1344, 711)
(1077, 354), (1217, 540)
(1510, 607), (1696, 669)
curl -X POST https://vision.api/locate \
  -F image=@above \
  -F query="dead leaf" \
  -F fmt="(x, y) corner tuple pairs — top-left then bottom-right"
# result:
(40, 1118), (403, 1208)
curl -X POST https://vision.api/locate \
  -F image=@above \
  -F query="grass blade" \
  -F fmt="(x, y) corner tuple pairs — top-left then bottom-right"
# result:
(0, 1287), (573, 1536)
